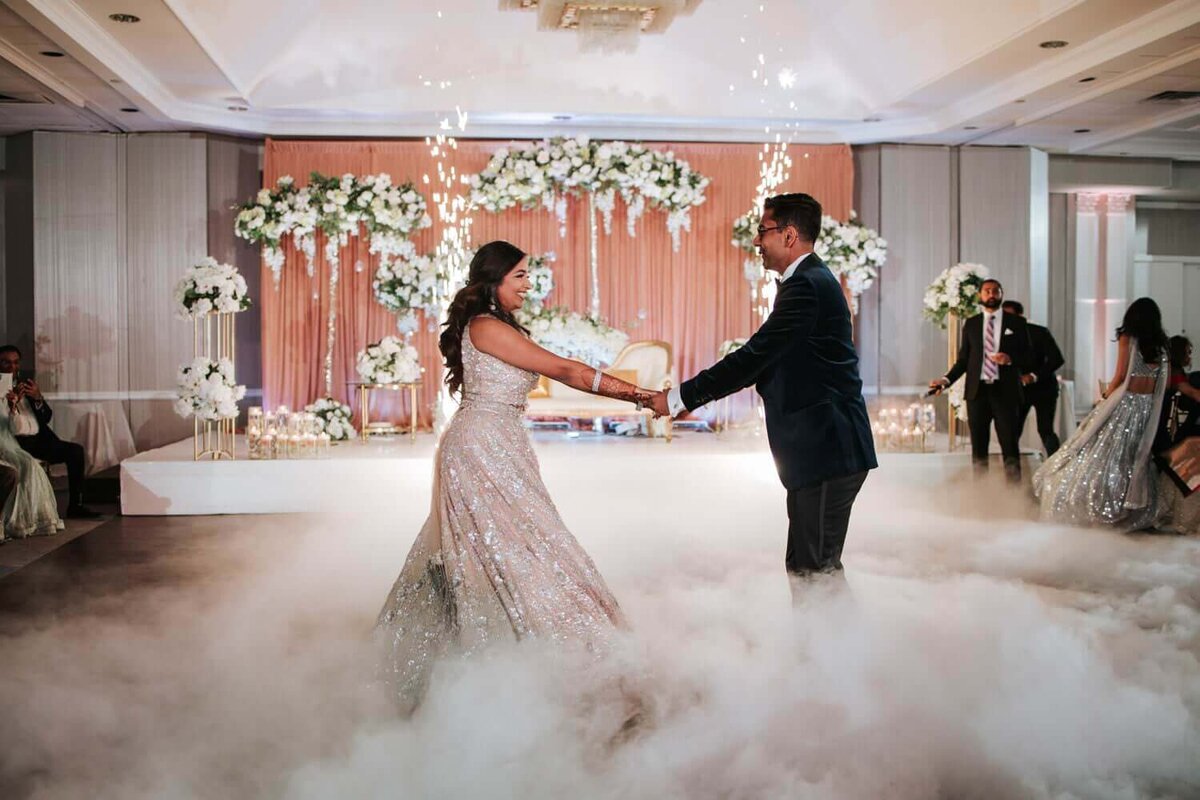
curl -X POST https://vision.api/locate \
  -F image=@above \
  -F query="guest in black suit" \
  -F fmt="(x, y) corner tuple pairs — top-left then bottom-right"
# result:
(1002, 300), (1065, 456)
(650, 193), (877, 587)
(929, 280), (1032, 482)
(0, 345), (98, 518)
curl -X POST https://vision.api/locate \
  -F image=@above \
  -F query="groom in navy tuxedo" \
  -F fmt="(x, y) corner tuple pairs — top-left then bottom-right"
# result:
(650, 193), (877, 589)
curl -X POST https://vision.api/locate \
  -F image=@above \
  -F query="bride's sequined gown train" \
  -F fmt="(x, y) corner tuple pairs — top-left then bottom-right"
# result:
(376, 322), (624, 709)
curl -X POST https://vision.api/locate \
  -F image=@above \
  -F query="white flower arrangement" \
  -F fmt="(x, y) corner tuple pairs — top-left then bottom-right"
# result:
(516, 305), (629, 366)
(526, 252), (556, 306)
(174, 357), (245, 420)
(732, 210), (885, 311)
(468, 136), (710, 250)
(173, 257), (251, 319)
(946, 376), (968, 422)
(235, 172), (432, 285)
(923, 262), (989, 330)
(356, 336), (422, 385)
(718, 338), (748, 358)
(372, 240), (446, 330)
(304, 396), (356, 441)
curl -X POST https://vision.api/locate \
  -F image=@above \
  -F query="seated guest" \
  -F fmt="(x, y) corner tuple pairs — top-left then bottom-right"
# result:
(0, 399), (64, 541)
(0, 345), (99, 518)
(1168, 336), (1200, 440)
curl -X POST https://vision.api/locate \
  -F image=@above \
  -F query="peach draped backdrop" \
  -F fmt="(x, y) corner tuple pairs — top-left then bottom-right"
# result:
(261, 139), (852, 426)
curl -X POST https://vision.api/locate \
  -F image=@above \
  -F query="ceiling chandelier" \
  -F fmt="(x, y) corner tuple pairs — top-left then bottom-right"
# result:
(500, 1), (703, 53)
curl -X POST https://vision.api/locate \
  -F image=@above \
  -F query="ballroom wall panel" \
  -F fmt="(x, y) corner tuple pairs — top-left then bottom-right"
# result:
(1048, 193), (1075, 379)
(125, 134), (210, 449)
(852, 145), (882, 391)
(207, 136), (264, 394)
(959, 146), (1048, 319)
(3, 135), (36, 354)
(1136, 205), (1200, 257)
(876, 144), (955, 390)
(32, 132), (128, 396)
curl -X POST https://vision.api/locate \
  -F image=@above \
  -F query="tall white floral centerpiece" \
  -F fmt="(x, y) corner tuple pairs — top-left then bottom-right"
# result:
(356, 336), (423, 386)
(923, 262), (990, 446)
(235, 171), (434, 396)
(174, 258), (250, 460)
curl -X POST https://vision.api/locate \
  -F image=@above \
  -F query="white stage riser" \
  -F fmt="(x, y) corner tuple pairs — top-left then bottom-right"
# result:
(119, 435), (1042, 516)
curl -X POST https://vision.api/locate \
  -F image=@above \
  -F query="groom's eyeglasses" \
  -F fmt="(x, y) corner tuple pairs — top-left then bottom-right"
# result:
(756, 225), (785, 236)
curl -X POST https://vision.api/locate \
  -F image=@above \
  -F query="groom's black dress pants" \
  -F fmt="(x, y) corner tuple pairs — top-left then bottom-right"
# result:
(17, 433), (86, 508)
(785, 470), (868, 576)
(966, 382), (1022, 482)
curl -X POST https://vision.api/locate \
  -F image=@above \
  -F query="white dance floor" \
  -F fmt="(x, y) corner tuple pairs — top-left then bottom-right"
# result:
(120, 430), (1036, 516)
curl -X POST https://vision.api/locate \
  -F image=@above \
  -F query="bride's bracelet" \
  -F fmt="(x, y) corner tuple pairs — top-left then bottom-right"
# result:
(591, 368), (603, 393)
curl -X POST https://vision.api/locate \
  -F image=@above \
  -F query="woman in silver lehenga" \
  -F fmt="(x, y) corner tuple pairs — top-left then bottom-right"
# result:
(1033, 298), (1169, 531)
(375, 241), (656, 711)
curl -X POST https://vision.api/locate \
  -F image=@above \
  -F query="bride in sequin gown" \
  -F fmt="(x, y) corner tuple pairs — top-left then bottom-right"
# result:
(376, 241), (656, 711)
(1033, 298), (1169, 531)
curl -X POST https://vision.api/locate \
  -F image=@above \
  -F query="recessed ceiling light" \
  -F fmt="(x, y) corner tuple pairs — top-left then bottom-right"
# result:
(227, 105), (248, 112)
(39, 50), (65, 58)
(863, 116), (882, 123)
(1079, 76), (1096, 83)
(552, 114), (573, 121)
(109, 78), (122, 84)
(1073, 128), (1091, 133)
(108, 13), (140, 23)
(1014, 98), (1027, 104)
(964, 125), (979, 130)
(120, 107), (139, 113)
(1040, 40), (1068, 49)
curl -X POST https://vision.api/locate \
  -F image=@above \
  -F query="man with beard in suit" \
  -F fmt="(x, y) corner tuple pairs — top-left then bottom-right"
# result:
(1002, 300), (1065, 457)
(929, 280), (1032, 483)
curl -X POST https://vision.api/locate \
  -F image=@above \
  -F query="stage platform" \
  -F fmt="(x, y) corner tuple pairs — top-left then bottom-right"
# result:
(119, 431), (1044, 516)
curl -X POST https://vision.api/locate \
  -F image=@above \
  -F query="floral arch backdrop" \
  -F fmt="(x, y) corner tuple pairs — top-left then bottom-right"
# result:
(258, 139), (853, 427)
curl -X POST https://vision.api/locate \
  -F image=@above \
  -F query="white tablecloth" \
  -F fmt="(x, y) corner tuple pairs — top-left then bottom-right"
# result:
(46, 400), (137, 474)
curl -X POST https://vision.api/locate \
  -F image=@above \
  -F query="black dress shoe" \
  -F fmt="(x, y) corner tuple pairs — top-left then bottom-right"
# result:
(66, 505), (102, 519)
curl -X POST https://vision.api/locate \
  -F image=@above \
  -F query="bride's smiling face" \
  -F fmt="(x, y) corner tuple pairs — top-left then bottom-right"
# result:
(495, 257), (532, 312)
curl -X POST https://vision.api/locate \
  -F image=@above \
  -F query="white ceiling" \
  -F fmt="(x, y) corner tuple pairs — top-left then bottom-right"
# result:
(1, 0), (1200, 159)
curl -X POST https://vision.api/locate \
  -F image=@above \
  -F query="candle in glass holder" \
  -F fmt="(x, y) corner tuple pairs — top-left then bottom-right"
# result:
(259, 433), (274, 460)
(317, 432), (331, 457)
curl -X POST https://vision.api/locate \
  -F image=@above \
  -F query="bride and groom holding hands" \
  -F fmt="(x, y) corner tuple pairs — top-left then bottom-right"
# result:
(376, 192), (877, 709)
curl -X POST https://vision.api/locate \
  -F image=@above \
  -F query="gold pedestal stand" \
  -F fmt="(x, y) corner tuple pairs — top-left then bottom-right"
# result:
(194, 312), (236, 461)
(947, 312), (960, 451)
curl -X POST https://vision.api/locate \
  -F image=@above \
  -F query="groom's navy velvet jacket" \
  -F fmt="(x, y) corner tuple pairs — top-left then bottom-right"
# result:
(681, 254), (877, 489)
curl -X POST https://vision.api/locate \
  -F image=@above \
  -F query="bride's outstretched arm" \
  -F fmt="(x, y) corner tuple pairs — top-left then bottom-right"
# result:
(469, 317), (652, 404)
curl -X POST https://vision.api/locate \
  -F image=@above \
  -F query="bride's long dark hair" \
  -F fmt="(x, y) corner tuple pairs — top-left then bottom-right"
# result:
(1116, 297), (1168, 365)
(439, 240), (529, 396)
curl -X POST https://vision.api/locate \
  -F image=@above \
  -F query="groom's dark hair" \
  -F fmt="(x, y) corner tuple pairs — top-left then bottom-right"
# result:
(764, 193), (821, 243)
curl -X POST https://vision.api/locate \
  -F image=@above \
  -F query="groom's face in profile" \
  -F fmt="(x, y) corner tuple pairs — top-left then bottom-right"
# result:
(754, 209), (791, 273)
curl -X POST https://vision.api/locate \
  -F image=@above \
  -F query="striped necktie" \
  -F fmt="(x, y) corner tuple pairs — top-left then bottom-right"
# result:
(982, 314), (999, 382)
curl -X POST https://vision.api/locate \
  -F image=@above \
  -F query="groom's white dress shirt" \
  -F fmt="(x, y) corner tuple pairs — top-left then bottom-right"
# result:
(666, 251), (812, 417)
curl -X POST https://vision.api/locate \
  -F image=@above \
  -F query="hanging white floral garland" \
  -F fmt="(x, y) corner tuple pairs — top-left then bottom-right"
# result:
(234, 172), (432, 286)
(731, 210), (886, 312)
(468, 136), (710, 250)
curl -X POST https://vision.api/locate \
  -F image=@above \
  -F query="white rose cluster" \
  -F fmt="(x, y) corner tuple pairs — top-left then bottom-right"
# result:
(525, 253), (556, 306)
(718, 338), (748, 359)
(356, 336), (422, 385)
(923, 262), (989, 330)
(731, 209), (887, 312)
(304, 396), (356, 441)
(174, 257), (251, 319)
(372, 240), (445, 327)
(174, 357), (245, 420)
(235, 172), (431, 286)
(468, 136), (710, 250)
(515, 305), (629, 366)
